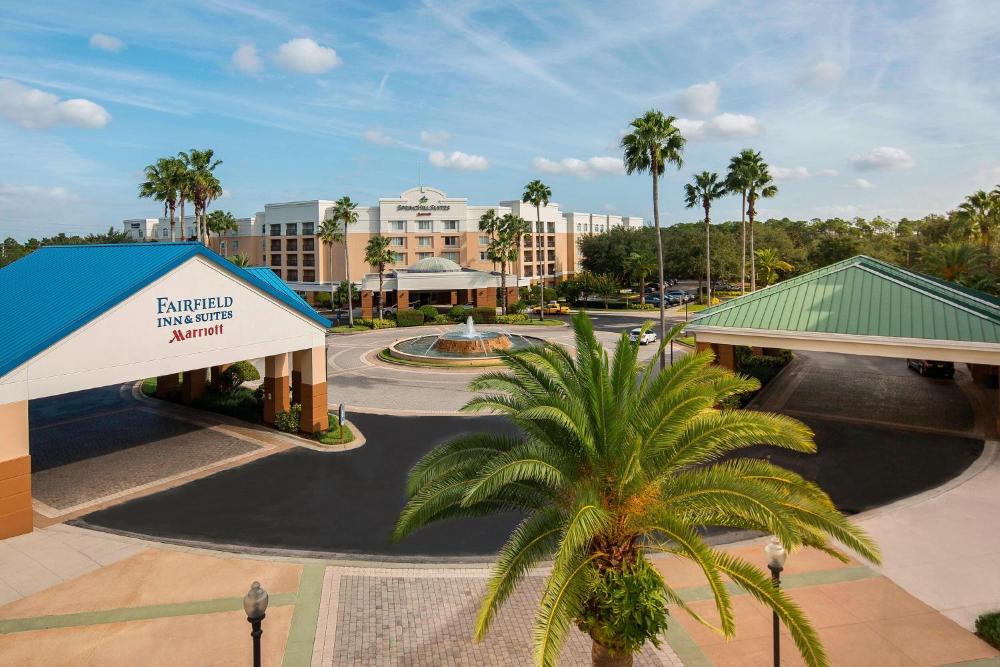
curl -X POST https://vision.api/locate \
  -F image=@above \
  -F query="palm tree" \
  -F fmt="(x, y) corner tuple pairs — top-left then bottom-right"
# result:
(622, 110), (685, 369)
(624, 251), (656, 305)
(318, 216), (344, 318)
(364, 235), (395, 320)
(479, 208), (501, 272)
(522, 180), (553, 321)
(331, 196), (359, 326)
(139, 157), (184, 241)
(725, 149), (757, 294)
(394, 313), (879, 667)
(510, 215), (533, 299)
(206, 210), (239, 244)
(922, 241), (985, 283)
(957, 189), (998, 268)
(227, 253), (251, 268)
(743, 154), (778, 291)
(492, 213), (526, 315)
(755, 248), (794, 287)
(684, 171), (728, 305)
(180, 149), (223, 245)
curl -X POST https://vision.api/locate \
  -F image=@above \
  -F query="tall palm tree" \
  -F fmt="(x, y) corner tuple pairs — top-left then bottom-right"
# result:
(684, 171), (728, 305)
(331, 196), (359, 326)
(522, 180), (552, 321)
(622, 110), (685, 368)
(725, 149), (757, 294)
(510, 215), (532, 300)
(395, 313), (879, 667)
(754, 248), (794, 287)
(139, 157), (182, 241)
(205, 210), (238, 243)
(957, 189), (998, 268)
(479, 208), (501, 272)
(922, 241), (985, 283)
(318, 216), (344, 320)
(743, 154), (778, 291)
(493, 213), (526, 314)
(364, 234), (395, 320)
(227, 253), (251, 268)
(180, 149), (223, 245)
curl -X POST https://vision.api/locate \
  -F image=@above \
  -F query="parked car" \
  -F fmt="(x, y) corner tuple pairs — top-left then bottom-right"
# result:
(906, 359), (955, 378)
(667, 290), (694, 304)
(530, 301), (571, 315)
(629, 328), (658, 345)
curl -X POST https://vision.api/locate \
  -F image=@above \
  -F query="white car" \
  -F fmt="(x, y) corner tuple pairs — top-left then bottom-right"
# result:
(629, 328), (657, 345)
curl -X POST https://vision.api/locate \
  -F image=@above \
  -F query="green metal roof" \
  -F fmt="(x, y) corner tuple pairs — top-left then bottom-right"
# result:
(689, 255), (1000, 344)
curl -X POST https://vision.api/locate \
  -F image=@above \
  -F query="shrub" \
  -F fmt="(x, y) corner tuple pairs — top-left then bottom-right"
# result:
(735, 346), (792, 386)
(977, 612), (1000, 649)
(576, 558), (669, 656)
(314, 291), (332, 307)
(447, 305), (467, 320)
(221, 360), (259, 393)
(471, 306), (497, 324)
(418, 305), (439, 320)
(396, 309), (425, 327)
(496, 314), (528, 325)
(191, 387), (262, 423)
(356, 318), (397, 329)
(507, 300), (526, 314)
(274, 404), (302, 433)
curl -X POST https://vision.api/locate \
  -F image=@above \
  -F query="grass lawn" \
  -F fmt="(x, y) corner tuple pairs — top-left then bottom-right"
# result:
(328, 324), (372, 333)
(140, 377), (158, 397)
(315, 413), (354, 446)
(513, 318), (565, 326)
(676, 335), (695, 347)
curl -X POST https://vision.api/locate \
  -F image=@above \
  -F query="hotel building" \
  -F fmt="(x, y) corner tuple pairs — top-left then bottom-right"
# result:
(123, 186), (643, 301)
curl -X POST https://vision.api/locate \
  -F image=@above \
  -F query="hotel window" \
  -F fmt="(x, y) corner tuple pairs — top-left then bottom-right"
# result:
(548, 250), (556, 262)
(392, 252), (407, 264)
(547, 237), (555, 247)
(286, 239), (298, 251)
(231, 240), (239, 250)
(161, 228), (169, 238)
(417, 236), (432, 246)
(270, 255), (281, 266)
(417, 220), (431, 231)
(271, 239), (281, 251)
(389, 220), (405, 231)
(524, 266), (533, 277)
(479, 235), (490, 245)
(479, 251), (489, 261)
(443, 236), (459, 247)
(443, 252), (460, 263)
(390, 237), (405, 246)
(270, 224), (281, 236)
(547, 222), (555, 233)
(287, 269), (299, 281)
(302, 238), (315, 251)
(524, 251), (533, 262)
(575, 223), (581, 232)
(443, 220), (458, 230)
(220, 241), (227, 253)
(286, 254), (298, 267)
(302, 222), (314, 235)
(285, 223), (298, 236)
(417, 252), (433, 260)
(303, 254), (315, 267)
(303, 270), (316, 282)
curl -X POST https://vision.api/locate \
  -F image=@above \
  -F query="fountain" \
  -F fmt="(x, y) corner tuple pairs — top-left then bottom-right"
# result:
(387, 316), (545, 367)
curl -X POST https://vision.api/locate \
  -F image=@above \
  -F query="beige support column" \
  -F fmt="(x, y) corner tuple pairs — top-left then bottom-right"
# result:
(263, 353), (291, 425)
(297, 346), (329, 434)
(694, 340), (735, 370)
(181, 368), (208, 403)
(0, 401), (32, 539)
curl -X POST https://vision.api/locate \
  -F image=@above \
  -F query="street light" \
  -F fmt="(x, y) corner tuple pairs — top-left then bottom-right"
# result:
(764, 537), (787, 667)
(243, 581), (269, 667)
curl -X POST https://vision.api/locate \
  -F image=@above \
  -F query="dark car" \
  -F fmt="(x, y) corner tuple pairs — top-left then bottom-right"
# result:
(906, 359), (955, 378)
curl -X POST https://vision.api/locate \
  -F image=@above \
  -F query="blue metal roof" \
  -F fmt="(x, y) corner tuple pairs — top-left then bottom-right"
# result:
(244, 267), (314, 310)
(0, 242), (330, 378)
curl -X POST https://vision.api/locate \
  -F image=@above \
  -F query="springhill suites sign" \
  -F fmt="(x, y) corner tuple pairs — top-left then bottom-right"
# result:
(155, 296), (235, 343)
(397, 194), (450, 211)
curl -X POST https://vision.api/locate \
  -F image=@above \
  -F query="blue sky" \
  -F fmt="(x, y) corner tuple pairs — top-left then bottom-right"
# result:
(1, 0), (999, 240)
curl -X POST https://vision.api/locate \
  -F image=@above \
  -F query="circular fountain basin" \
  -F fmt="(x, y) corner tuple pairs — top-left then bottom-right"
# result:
(387, 333), (546, 367)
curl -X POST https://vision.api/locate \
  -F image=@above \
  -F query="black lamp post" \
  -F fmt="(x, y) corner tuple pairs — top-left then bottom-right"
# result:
(244, 581), (269, 667)
(764, 537), (787, 667)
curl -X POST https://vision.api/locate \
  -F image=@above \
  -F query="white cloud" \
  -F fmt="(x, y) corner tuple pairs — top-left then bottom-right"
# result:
(0, 184), (74, 202)
(89, 33), (125, 53)
(677, 81), (719, 116)
(815, 168), (839, 177)
(0, 80), (111, 130)
(853, 178), (875, 189)
(429, 150), (489, 171)
(363, 129), (395, 146)
(771, 166), (810, 181)
(532, 156), (624, 179)
(798, 61), (843, 90)
(850, 146), (915, 171)
(232, 44), (263, 75)
(273, 38), (341, 74)
(676, 113), (761, 141)
(419, 129), (450, 146)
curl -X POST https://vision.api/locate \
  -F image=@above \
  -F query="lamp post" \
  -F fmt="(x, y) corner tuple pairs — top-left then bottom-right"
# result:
(764, 537), (786, 667)
(244, 581), (269, 667)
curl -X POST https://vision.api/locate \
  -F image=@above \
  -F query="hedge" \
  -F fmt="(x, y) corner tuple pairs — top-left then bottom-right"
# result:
(418, 305), (440, 320)
(496, 314), (528, 325)
(356, 318), (397, 329)
(396, 309), (425, 327)
(976, 612), (1000, 649)
(471, 306), (497, 324)
(447, 305), (468, 320)
(735, 346), (792, 386)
